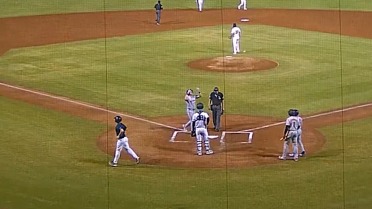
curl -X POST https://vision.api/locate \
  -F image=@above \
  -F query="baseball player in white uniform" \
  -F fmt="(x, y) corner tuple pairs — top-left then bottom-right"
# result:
(196, 0), (204, 12)
(230, 23), (241, 55)
(183, 89), (201, 131)
(279, 109), (300, 161)
(237, 0), (247, 10)
(191, 103), (213, 156)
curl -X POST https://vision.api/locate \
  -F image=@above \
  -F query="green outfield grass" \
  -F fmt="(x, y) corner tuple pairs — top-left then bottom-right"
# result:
(0, 0), (371, 18)
(1, 96), (372, 209)
(1, 25), (372, 118)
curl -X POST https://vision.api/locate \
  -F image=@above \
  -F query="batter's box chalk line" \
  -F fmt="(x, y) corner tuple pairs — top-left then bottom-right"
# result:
(170, 130), (219, 143)
(219, 131), (253, 144)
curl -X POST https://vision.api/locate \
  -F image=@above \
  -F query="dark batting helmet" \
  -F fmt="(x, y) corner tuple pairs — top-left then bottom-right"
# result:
(293, 109), (299, 116)
(114, 115), (122, 123)
(196, 102), (204, 110)
(288, 109), (295, 116)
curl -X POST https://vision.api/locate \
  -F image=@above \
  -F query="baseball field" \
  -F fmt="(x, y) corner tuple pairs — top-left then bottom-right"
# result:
(1, 0), (372, 209)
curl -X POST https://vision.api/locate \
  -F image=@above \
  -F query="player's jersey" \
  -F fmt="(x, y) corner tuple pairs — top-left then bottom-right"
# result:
(185, 95), (196, 110)
(285, 116), (300, 131)
(192, 111), (209, 129)
(230, 27), (241, 39)
(297, 116), (303, 130)
(115, 123), (127, 139)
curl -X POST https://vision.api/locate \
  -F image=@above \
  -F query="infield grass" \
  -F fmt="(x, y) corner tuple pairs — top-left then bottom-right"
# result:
(0, 0), (372, 18)
(1, 96), (372, 209)
(1, 25), (372, 118)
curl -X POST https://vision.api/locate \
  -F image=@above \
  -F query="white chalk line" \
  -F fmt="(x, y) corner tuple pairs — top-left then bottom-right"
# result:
(2, 82), (372, 134)
(241, 102), (372, 132)
(0, 82), (180, 130)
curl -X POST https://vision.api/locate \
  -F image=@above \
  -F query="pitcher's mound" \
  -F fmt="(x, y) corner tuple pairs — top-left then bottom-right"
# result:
(188, 56), (278, 72)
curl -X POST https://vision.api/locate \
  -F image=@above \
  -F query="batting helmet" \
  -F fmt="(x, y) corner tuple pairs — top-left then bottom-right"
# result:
(114, 115), (122, 123)
(233, 23), (237, 27)
(293, 109), (300, 116)
(196, 102), (204, 110)
(288, 109), (295, 116)
(186, 89), (193, 95)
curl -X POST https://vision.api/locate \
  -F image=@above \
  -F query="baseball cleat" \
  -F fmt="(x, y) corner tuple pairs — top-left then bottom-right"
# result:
(135, 157), (140, 164)
(206, 150), (214, 155)
(294, 158), (299, 162)
(109, 161), (118, 167)
(288, 153), (294, 157)
(197, 152), (202, 156)
(299, 151), (305, 157)
(278, 156), (286, 160)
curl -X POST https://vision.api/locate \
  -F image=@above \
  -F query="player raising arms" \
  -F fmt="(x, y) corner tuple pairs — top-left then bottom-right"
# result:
(183, 88), (201, 131)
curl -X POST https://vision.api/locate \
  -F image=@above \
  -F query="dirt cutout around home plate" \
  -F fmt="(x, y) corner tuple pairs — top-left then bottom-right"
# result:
(188, 56), (278, 72)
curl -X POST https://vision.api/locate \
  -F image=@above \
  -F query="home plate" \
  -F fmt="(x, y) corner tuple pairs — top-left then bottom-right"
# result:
(240, 18), (250, 22)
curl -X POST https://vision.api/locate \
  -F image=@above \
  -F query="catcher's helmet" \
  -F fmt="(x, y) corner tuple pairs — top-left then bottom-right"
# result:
(196, 102), (204, 110)
(114, 115), (122, 123)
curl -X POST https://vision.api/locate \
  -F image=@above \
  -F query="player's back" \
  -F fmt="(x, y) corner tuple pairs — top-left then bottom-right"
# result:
(231, 27), (241, 38)
(286, 116), (300, 131)
(192, 111), (209, 128)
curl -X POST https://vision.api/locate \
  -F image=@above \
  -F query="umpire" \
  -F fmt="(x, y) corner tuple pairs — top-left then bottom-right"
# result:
(154, 1), (163, 25)
(209, 86), (224, 132)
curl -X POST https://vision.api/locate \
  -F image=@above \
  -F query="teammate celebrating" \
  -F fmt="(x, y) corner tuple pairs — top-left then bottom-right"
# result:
(191, 103), (213, 156)
(183, 88), (201, 131)
(229, 23), (241, 55)
(109, 115), (140, 167)
(279, 109), (300, 161)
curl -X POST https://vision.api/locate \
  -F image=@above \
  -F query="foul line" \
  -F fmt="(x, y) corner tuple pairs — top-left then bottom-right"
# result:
(0, 82), (180, 130)
(241, 102), (372, 132)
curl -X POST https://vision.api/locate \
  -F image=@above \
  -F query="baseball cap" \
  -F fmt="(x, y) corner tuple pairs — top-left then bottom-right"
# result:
(214, 87), (219, 91)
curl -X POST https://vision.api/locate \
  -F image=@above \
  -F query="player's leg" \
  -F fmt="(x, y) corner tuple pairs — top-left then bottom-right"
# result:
(232, 39), (236, 54)
(238, 0), (242, 9)
(123, 137), (140, 161)
(279, 140), (290, 160)
(112, 139), (124, 164)
(184, 109), (193, 129)
(291, 133), (299, 161)
(203, 130), (213, 154)
(196, 129), (203, 155)
(297, 129), (305, 156)
(211, 106), (217, 129)
(244, 0), (247, 10)
(214, 106), (221, 131)
(236, 39), (240, 53)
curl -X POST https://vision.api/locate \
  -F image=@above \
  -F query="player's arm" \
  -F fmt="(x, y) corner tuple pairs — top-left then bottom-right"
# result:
(117, 128), (124, 139)
(282, 125), (289, 138)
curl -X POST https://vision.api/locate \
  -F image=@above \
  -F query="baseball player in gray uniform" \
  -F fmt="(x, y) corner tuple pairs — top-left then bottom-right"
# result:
(191, 103), (213, 156)
(288, 109), (306, 157)
(279, 109), (300, 161)
(183, 88), (201, 131)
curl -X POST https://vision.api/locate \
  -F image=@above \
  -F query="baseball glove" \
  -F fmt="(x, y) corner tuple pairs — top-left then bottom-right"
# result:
(191, 131), (196, 137)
